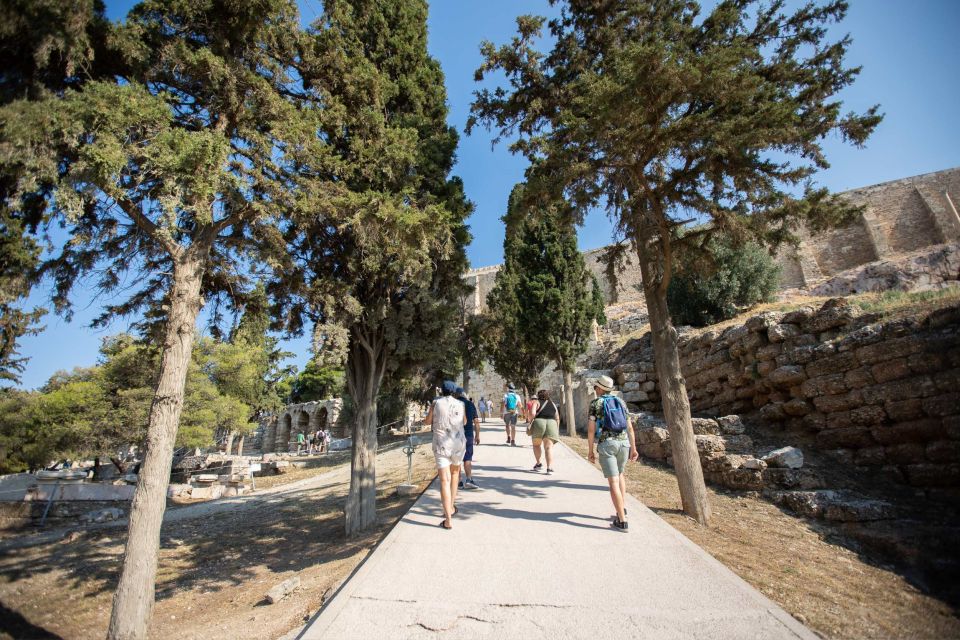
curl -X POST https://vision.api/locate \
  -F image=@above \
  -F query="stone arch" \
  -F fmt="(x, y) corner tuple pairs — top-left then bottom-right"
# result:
(317, 407), (328, 431)
(296, 411), (310, 439)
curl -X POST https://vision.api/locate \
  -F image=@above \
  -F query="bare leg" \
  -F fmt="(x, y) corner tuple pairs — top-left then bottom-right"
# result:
(607, 475), (626, 522)
(544, 439), (554, 470)
(532, 440), (542, 465)
(439, 467), (453, 526)
(619, 473), (627, 502)
(450, 465), (461, 507)
(464, 460), (473, 479)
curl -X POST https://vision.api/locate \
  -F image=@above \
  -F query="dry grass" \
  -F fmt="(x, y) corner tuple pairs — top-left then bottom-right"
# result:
(561, 435), (960, 639)
(0, 444), (438, 640)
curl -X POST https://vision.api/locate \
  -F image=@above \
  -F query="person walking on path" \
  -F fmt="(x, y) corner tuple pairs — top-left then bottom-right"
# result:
(455, 387), (482, 490)
(529, 390), (560, 473)
(478, 397), (488, 422)
(501, 384), (522, 446)
(587, 375), (638, 530)
(425, 380), (467, 529)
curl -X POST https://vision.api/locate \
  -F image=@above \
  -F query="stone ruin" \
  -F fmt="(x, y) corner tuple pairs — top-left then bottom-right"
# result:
(632, 412), (895, 523)
(610, 297), (960, 492)
(259, 398), (343, 454)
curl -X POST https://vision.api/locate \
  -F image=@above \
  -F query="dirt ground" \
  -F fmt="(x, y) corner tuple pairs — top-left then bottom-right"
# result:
(0, 443), (438, 640)
(561, 435), (960, 640)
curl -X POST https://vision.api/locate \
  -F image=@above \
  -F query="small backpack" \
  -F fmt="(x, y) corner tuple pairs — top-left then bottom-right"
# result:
(601, 395), (628, 433)
(505, 392), (519, 411)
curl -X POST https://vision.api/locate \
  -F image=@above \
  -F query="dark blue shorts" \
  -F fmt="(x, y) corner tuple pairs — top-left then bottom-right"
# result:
(463, 435), (474, 462)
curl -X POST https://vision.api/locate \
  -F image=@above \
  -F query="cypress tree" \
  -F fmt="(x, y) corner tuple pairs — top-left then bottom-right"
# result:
(499, 184), (605, 435)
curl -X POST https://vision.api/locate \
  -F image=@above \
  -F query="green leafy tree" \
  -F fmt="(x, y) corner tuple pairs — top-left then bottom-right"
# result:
(277, 0), (471, 535)
(0, 1), (335, 634)
(502, 184), (606, 435)
(486, 186), (550, 394)
(470, 0), (881, 525)
(289, 359), (345, 403)
(668, 237), (781, 327)
(0, 0), (116, 382)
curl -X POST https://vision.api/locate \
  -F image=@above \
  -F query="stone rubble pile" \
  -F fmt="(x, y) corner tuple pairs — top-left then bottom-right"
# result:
(633, 412), (894, 522)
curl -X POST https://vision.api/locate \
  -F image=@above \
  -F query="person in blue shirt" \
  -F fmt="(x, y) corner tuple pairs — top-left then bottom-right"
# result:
(501, 384), (522, 446)
(455, 387), (481, 489)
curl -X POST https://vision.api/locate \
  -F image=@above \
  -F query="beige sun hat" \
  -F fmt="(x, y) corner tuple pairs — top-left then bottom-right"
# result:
(594, 375), (615, 392)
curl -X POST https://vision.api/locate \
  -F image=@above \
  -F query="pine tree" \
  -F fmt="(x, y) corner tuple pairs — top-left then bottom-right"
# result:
(470, 0), (881, 525)
(0, 0), (115, 382)
(0, 1), (336, 635)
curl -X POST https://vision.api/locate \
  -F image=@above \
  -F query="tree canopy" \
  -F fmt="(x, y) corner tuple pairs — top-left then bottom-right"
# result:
(470, 0), (881, 526)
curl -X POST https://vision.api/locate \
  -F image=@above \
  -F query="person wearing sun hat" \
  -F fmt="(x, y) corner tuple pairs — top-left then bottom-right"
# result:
(587, 374), (638, 531)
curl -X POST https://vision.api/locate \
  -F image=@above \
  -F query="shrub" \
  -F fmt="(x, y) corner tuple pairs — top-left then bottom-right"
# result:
(667, 238), (781, 327)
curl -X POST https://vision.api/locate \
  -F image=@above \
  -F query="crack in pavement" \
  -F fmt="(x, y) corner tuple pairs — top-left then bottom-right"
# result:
(410, 615), (501, 632)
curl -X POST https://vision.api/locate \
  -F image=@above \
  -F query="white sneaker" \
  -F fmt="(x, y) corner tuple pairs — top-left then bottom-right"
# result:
(464, 479), (480, 490)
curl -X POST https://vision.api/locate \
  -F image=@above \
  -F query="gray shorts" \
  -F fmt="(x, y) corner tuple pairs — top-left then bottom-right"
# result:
(598, 434), (629, 478)
(504, 411), (518, 427)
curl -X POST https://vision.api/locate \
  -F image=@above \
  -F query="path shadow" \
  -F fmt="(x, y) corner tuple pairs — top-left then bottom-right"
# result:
(406, 501), (612, 531)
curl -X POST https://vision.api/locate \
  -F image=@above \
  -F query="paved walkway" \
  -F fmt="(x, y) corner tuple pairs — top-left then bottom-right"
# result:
(300, 419), (815, 639)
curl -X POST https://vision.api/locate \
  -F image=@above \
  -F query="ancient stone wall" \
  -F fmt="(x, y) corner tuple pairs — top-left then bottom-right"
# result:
(463, 167), (960, 309)
(611, 299), (960, 489)
(259, 398), (343, 454)
(774, 168), (960, 288)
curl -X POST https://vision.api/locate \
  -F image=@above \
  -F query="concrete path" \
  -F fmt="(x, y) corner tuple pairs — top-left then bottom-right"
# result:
(300, 419), (816, 640)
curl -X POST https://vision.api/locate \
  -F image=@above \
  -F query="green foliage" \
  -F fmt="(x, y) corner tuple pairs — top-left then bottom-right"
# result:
(0, 0), (111, 382)
(278, 0), (471, 405)
(487, 184), (605, 388)
(469, 0), (882, 294)
(0, 330), (266, 472)
(667, 238), (781, 326)
(288, 359), (345, 403)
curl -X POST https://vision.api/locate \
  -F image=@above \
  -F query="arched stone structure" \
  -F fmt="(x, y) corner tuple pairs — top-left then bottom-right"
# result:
(259, 398), (344, 453)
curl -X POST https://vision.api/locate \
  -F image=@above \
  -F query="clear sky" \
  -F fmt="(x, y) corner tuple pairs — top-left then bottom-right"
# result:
(10, 0), (960, 390)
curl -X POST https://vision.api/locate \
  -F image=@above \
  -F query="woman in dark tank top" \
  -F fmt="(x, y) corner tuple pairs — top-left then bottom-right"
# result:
(529, 389), (560, 473)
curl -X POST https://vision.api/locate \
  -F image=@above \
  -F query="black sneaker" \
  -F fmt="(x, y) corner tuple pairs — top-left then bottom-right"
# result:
(533, 463), (542, 470)
(611, 517), (628, 531)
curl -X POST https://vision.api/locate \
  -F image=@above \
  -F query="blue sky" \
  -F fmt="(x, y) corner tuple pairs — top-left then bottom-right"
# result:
(11, 0), (960, 390)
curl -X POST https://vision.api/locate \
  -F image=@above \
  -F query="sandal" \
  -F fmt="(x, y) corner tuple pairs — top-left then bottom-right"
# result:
(439, 519), (452, 530)
(611, 517), (628, 531)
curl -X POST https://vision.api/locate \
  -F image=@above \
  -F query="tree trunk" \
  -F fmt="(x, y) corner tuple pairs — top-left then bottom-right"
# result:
(343, 330), (385, 536)
(110, 457), (127, 474)
(462, 366), (471, 395)
(635, 238), (712, 526)
(107, 256), (205, 640)
(563, 369), (576, 437)
(224, 431), (235, 456)
(236, 434), (245, 456)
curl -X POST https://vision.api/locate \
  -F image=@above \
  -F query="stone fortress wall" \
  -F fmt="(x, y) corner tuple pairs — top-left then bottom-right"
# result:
(461, 167), (960, 411)
(610, 298), (960, 490)
(775, 167), (960, 289)
(464, 167), (960, 314)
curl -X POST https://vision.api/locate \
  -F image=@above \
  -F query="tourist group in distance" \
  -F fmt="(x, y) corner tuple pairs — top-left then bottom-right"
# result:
(425, 376), (638, 531)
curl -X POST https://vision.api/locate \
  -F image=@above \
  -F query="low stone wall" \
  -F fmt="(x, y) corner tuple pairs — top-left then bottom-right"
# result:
(612, 298), (960, 488)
